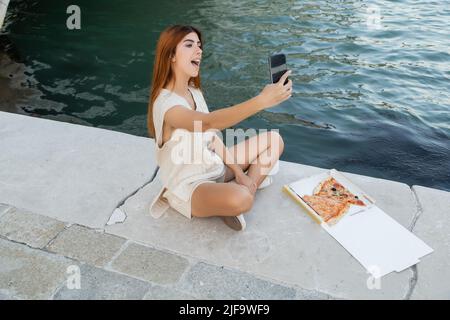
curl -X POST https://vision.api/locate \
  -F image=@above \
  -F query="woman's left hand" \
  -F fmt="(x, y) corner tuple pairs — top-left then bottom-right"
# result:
(235, 172), (257, 195)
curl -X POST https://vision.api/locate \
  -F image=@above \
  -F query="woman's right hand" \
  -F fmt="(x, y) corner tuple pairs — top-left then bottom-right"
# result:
(234, 171), (257, 195)
(257, 70), (293, 110)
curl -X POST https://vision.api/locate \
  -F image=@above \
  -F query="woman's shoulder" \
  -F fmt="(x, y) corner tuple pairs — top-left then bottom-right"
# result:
(189, 85), (206, 103)
(189, 85), (203, 95)
(154, 88), (186, 109)
(155, 88), (179, 101)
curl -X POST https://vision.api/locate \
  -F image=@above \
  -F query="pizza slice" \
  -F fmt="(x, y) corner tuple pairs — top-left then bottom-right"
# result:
(314, 177), (365, 206)
(303, 195), (351, 225)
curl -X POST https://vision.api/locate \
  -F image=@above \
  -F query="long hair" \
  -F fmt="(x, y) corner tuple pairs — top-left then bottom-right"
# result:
(147, 25), (203, 138)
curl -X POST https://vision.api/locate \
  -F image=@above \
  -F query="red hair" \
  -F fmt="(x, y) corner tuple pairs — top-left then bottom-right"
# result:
(147, 25), (203, 138)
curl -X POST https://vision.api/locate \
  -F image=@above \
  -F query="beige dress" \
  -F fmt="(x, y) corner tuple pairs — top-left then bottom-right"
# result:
(149, 86), (226, 219)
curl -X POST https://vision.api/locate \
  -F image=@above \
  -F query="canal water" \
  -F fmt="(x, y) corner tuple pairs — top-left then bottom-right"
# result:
(1, 0), (449, 191)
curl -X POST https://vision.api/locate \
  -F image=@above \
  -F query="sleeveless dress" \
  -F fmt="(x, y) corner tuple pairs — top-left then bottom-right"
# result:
(149, 86), (226, 219)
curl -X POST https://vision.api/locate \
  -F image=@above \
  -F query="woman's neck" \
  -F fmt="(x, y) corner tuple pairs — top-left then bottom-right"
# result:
(168, 83), (189, 96)
(166, 74), (191, 97)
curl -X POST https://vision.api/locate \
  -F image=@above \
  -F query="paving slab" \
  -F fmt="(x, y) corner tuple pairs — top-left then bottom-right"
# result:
(46, 224), (126, 267)
(106, 160), (417, 299)
(143, 285), (197, 300)
(410, 186), (450, 300)
(0, 111), (157, 228)
(53, 264), (151, 300)
(0, 203), (12, 218)
(0, 289), (17, 300)
(295, 287), (332, 300)
(0, 238), (73, 299)
(177, 262), (296, 300)
(110, 242), (190, 285)
(0, 208), (66, 249)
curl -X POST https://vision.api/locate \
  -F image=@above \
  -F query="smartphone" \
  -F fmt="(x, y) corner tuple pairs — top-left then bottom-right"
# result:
(268, 53), (288, 85)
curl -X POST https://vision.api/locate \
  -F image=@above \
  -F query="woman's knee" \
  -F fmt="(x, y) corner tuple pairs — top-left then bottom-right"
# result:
(267, 131), (285, 155)
(227, 188), (254, 214)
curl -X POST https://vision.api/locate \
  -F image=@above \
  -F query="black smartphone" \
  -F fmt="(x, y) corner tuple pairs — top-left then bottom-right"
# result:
(268, 53), (288, 85)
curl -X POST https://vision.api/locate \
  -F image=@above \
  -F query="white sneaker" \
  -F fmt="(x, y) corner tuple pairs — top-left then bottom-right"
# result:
(221, 214), (246, 231)
(257, 160), (279, 189)
(258, 175), (273, 189)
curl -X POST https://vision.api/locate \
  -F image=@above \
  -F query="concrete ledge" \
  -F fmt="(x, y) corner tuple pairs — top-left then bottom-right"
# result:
(0, 0), (10, 29)
(0, 111), (157, 228)
(0, 112), (448, 299)
(105, 160), (418, 299)
(0, 203), (13, 218)
(410, 186), (450, 299)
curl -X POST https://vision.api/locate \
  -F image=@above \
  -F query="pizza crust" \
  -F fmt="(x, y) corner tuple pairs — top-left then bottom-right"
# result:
(305, 176), (366, 226)
(312, 177), (331, 195)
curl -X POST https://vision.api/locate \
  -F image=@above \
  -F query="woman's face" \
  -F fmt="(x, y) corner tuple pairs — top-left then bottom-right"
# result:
(172, 32), (203, 78)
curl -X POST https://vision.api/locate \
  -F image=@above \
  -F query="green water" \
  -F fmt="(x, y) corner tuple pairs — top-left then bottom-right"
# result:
(2, 0), (449, 191)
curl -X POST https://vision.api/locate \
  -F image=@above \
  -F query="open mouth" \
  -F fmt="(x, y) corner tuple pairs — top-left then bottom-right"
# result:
(191, 60), (200, 67)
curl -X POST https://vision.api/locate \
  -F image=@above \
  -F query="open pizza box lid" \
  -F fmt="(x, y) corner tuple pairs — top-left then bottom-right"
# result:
(283, 169), (433, 278)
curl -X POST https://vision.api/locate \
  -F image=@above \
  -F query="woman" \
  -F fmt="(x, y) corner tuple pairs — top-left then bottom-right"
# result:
(148, 25), (292, 231)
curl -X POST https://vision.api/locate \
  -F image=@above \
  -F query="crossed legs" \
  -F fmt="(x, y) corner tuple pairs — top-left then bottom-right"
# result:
(191, 131), (284, 218)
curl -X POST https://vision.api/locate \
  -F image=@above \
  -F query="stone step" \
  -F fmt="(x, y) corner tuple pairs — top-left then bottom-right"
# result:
(1, 111), (448, 299)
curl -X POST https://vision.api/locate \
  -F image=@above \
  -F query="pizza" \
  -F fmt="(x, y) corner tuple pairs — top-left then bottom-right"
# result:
(314, 177), (365, 206)
(303, 195), (351, 224)
(303, 177), (366, 225)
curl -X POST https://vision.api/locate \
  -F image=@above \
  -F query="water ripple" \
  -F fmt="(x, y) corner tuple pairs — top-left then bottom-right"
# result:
(2, 0), (449, 190)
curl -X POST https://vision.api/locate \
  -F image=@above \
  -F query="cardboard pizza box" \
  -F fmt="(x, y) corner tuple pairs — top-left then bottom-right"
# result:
(283, 169), (433, 278)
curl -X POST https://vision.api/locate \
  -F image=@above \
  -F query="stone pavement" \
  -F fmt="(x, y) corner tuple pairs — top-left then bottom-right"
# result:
(0, 206), (321, 300)
(0, 111), (449, 299)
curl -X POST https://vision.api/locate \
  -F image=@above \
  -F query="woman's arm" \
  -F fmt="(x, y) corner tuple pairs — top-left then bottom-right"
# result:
(164, 71), (292, 132)
(164, 95), (263, 132)
(205, 96), (264, 131)
(207, 132), (257, 193)
(207, 131), (243, 175)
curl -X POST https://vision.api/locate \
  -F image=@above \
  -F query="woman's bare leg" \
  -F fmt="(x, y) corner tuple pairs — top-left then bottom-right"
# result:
(223, 131), (284, 190)
(191, 131), (284, 218)
(191, 182), (254, 218)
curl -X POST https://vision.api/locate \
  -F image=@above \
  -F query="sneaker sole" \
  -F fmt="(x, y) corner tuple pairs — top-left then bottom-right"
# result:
(221, 215), (246, 231)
